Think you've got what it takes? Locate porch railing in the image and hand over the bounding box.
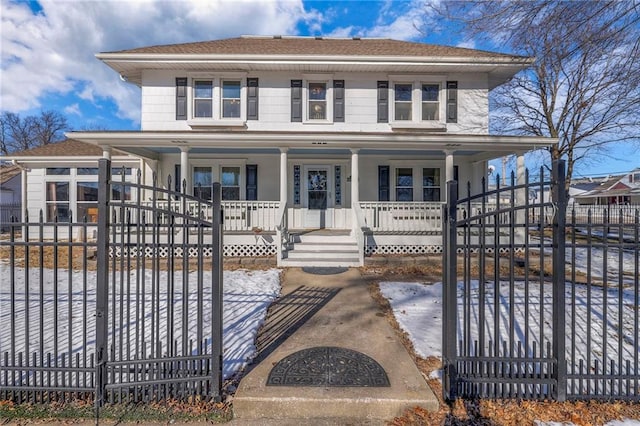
[360,202,444,233]
[139,200,280,232]
[570,204,640,224]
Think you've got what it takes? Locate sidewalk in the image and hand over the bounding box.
[231,267,438,424]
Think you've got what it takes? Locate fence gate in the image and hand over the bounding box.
[442,160,567,401]
[0,158,223,407]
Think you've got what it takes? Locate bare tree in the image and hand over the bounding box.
[434,1,640,189]
[0,110,69,155]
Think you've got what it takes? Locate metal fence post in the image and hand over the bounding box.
[442,179,458,401]
[551,160,567,401]
[95,158,111,409]
[211,182,223,401]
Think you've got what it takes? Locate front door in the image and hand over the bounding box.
[304,166,331,228]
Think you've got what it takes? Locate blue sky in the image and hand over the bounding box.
[1,0,638,177]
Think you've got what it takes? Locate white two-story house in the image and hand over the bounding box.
[4,36,553,266]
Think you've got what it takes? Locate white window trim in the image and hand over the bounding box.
[186,74,247,126]
[302,74,334,124]
[43,166,136,222]
[421,167,443,202]
[388,76,447,129]
[189,161,247,200]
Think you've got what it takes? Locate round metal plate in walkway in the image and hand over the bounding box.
[302,267,349,275]
[266,346,390,387]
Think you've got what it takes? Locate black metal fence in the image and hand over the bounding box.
[0,159,223,407]
[443,160,640,402]
[0,202,21,231]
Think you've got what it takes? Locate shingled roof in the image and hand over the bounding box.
[103,36,525,59]
[7,139,103,157]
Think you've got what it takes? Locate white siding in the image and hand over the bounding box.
[140,70,491,134]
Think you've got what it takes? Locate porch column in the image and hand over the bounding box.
[279,148,288,205]
[180,147,190,195]
[351,149,360,206]
[444,150,455,182]
[102,147,112,160]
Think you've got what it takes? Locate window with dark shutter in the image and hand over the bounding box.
[378,165,390,201]
[246,164,258,200]
[377,81,389,123]
[446,81,458,123]
[333,80,345,122]
[247,78,259,120]
[291,80,302,122]
[176,78,187,120]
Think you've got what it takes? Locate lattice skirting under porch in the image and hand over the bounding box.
[109,244,277,258]
[365,245,444,255]
[365,245,527,256]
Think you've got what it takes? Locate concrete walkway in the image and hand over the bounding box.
[232,267,438,424]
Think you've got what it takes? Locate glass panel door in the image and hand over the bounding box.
[307,169,328,210]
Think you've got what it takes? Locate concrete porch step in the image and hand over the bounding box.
[280,257,361,267]
[287,249,359,260]
[283,229,362,267]
[286,242,358,252]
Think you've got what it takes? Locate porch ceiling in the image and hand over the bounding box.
[68,131,554,161]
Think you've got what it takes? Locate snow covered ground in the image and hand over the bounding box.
[380,279,640,426]
[0,266,281,379]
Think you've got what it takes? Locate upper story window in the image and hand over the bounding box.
[222,80,241,118]
[394,84,413,121]
[291,76,341,123]
[184,76,250,123]
[421,84,439,121]
[194,80,213,118]
[308,82,327,120]
[387,78,447,126]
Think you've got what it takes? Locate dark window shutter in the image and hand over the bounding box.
[176,77,188,120]
[174,164,182,199]
[446,81,458,123]
[247,78,259,120]
[291,80,302,122]
[378,165,390,201]
[377,81,389,123]
[333,80,345,122]
[246,164,258,200]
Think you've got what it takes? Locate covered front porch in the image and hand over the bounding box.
[70,130,551,266]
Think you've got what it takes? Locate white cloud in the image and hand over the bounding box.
[457,40,476,49]
[1,0,310,124]
[327,0,426,41]
[64,103,81,116]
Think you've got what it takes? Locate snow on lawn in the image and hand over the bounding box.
[0,266,281,380]
[380,279,638,370]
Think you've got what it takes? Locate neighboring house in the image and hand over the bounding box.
[1,36,554,266]
[571,169,640,206]
[0,163,23,227]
